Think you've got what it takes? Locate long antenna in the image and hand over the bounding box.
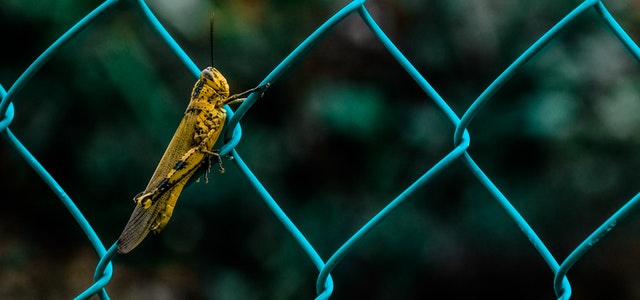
[210,12,215,67]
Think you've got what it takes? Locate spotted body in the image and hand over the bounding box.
[117,67,264,254]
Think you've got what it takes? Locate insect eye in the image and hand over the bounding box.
[202,68,214,80]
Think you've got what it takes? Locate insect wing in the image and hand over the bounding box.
[118,109,206,253]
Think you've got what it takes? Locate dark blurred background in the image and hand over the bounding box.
[3,0,640,299]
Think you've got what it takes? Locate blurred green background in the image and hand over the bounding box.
[3,0,640,299]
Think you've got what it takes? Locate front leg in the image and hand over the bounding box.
[224,83,271,105]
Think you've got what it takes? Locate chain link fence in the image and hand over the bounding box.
[3,0,640,299]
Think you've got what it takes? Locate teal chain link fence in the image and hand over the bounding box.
[3,0,640,299]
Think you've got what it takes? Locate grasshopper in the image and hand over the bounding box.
[117,67,267,254]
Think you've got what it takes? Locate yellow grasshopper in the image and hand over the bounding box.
[117,67,267,254]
